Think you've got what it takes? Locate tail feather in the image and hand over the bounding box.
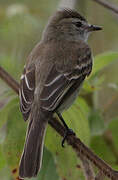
[19,110,48,178]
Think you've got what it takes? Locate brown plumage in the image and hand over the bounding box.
[19,8,101,178]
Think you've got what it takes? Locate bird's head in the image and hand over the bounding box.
[42,8,102,42]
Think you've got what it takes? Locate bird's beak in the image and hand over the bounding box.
[87,24,102,32]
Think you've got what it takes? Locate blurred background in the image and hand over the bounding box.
[0,0,118,179]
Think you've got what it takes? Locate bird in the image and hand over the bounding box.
[19,8,102,178]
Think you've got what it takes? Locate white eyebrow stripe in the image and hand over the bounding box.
[44,74,62,87]
[25,74,34,91]
[21,88,32,104]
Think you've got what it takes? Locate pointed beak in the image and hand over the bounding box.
[88,25,102,32]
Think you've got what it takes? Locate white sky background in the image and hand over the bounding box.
[58,0,77,9]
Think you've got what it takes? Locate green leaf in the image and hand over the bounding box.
[88,109,105,136]
[0,145,6,170]
[45,97,90,180]
[92,52,118,76]
[2,103,26,170]
[90,136,116,164]
[0,166,11,180]
[63,97,90,144]
[0,96,19,129]
[45,126,82,180]
[108,117,118,152]
[83,76,105,93]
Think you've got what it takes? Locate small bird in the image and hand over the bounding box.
[19,8,102,178]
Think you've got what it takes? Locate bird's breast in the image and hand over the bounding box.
[58,84,82,113]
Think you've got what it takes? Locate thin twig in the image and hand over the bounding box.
[0,66,19,94]
[92,0,118,15]
[80,156,95,180]
[50,117,118,180]
[0,66,118,180]
[95,171,105,180]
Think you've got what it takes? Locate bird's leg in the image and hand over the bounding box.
[56,111,75,147]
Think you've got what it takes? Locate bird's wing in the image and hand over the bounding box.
[19,65,35,121]
[40,46,92,111]
[19,43,92,119]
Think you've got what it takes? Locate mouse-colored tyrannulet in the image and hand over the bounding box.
[19,8,102,178]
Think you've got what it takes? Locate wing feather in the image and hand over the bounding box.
[19,66,35,121]
[40,47,92,111]
[19,43,92,117]
[40,65,72,111]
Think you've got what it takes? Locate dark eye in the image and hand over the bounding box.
[75,21,82,28]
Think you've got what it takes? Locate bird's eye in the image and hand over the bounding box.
[75,21,82,28]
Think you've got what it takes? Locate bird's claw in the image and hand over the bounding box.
[61,128,75,147]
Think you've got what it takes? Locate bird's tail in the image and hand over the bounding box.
[19,107,49,179]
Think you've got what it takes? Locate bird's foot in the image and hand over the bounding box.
[62,128,75,147]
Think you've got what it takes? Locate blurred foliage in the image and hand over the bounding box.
[0,0,118,180]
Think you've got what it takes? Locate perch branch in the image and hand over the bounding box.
[92,0,118,15]
[95,171,105,180]
[80,156,95,180]
[0,66,118,180]
[0,66,19,94]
